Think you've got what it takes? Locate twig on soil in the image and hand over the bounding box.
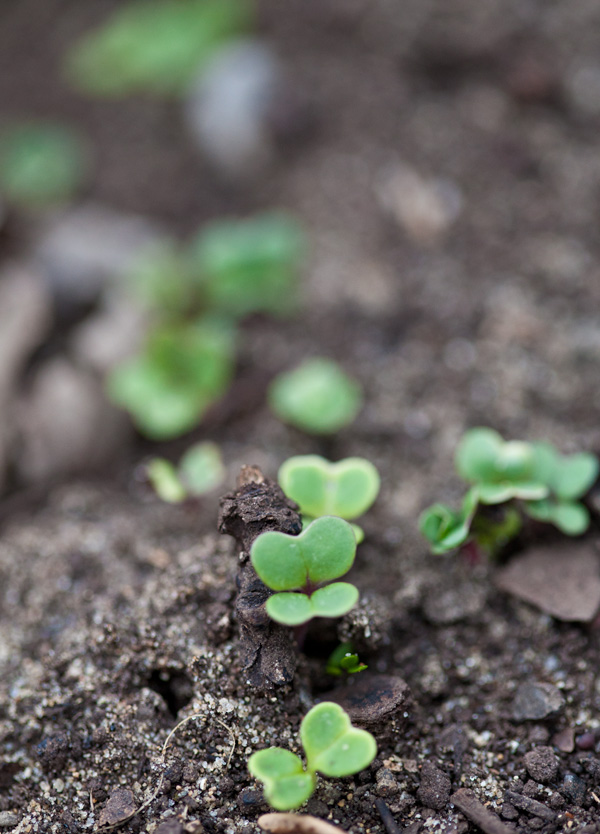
[450,789,514,834]
[374,798,404,834]
[95,711,236,832]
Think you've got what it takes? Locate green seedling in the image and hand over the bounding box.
[269,358,363,435]
[278,455,380,544]
[0,122,88,207]
[326,642,367,677]
[419,488,478,555]
[250,516,358,626]
[248,701,376,810]
[107,319,235,439]
[420,427,599,557]
[189,213,305,319]
[65,0,250,97]
[147,441,225,503]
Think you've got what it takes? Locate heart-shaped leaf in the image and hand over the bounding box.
[248,748,314,811]
[455,428,504,481]
[251,516,356,592]
[477,481,548,504]
[300,702,377,778]
[278,455,380,521]
[266,583,359,626]
[525,499,590,535]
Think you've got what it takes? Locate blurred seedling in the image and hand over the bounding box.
[147,441,225,503]
[248,701,376,810]
[278,455,380,543]
[0,122,89,207]
[250,516,358,626]
[420,427,599,557]
[269,358,363,435]
[325,642,367,677]
[65,0,251,97]
[106,319,235,440]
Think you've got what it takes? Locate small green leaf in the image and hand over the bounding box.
[269,358,362,435]
[65,0,251,97]
[265,593,313,626]
[525,499,590,535]
[0,122,89,207]
[190,213,304,318]
[248,748,314,811]
[179,441,225,495]
[300,702,377,778]
[419,493,476,555]
[455,428,504,482]
[251,516,357,592]
[477,481,548,504]
[551,453,599,501]
[147,458,187,503]
[309,583,359,618]
[278,455,380,520]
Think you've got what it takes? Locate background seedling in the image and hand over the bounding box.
[189,213,305,318]
[278,455,380,543]
[250,516,358,626]
[147,441,225,503]
[107,320,235,439]
[0,122,89,207]
[248,702,377,810]
[269,358,362,435]
[326,642,367,676]
[420,427,599,557]
[65,0,251,98]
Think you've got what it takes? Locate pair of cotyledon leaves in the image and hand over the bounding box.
[248,702,377,810]
[250,456,380,624]
[278,454,380,544]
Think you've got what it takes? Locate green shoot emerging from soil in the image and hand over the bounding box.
[420,428,599,557]
[269,358,363,435]
[107,212,304,439]
[0,122,88,207]
[65,0,251,98]
[326,642,368,677]
[250,516,358,626]
[147,441,225,503]
[278,455,380,544]
[248,702,377,810]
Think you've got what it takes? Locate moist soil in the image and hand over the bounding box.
[2,1,600,833]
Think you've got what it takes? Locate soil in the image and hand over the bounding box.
[2,1,600,833]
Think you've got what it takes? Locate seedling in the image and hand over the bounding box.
[0,122,88,207]
[248,701,376,810]
[189,213,305,319]
[147,441,225,503]
[250,516,358,626]
[65,0,250,97]
[269,358,363,435]
[106,319,235,439]
[278,455,380,543]
[420,427,599,557]
[326,642,367,677]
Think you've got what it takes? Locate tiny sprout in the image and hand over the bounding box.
[269,358,362,435]
[326,642,368,677]
[248,702,377,810]
[106,319,235,439]
[250,516,358,626]
[190,213,305,319]
[64,0,250,97]
[0,122,88,207]
[279,454,379,521]
[420,427,599,557]
[147,441,225,503]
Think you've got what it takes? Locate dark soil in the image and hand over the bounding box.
[2,1,600,833]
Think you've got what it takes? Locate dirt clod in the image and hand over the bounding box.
[524,746,559,783]
[97,788,137,827]
[416,762,451,811]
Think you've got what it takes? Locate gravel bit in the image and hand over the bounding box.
[562,773,587,804]
[258,813,349,834]
[511,682,565,722]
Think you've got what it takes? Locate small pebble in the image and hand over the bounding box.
[576,732,596,751]
[97,788,137,827]
[552,727,575,753]
[0,813,19,829]
[512,682,565,722]
[376,767,399,798]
